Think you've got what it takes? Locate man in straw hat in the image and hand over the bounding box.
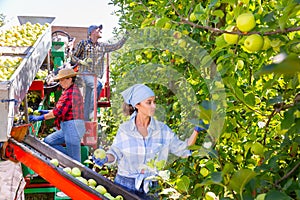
[29,68,86,162]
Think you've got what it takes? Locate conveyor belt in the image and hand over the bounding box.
[5,134,140,200]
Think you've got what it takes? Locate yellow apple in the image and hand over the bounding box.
[244,34,264,52]
[236,12,256,32]
[223,25,239,44]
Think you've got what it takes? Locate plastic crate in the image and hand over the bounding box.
[10,124,33,142]
[29,80,45,99]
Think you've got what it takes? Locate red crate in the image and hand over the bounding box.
[29,80,44,99]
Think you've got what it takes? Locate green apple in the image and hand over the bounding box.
[236,59,244,70]
[244,34,264,52]
[200,167,209,177]
[93,149,106,159]
[224,25,239,45]
[63,167,72,174]
[27,107,33,114]
[104,193,114,200]
[89,185,96,190]
[164,22,172,29]
[190,12,197,22]
[115,195,124,200]
[71,167,81,177]
[33,110,40,115]
[50,158,59,167]
[88,178,97,187]
[135,55,143,62]
[236,12,256,32]
[251,142,264,156]
[76,177,88,185]
[262,36,271,50]
[95,184,107,195]
[236,154,244,163]
[204,191,217,200]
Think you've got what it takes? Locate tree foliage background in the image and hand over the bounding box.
[98,0,300,199]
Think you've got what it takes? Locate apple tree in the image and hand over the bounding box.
[0,14,5,27]
[101,0,300,199]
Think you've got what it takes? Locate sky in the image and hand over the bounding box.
[0,0,121,41]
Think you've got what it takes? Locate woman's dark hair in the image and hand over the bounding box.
[122,102,137,116]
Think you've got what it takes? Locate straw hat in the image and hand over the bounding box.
[53,68,77,80]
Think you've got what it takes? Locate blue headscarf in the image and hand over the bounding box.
[121,84,155,107]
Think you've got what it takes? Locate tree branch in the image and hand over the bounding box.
[180,18,300,36]
[275,161,300,186]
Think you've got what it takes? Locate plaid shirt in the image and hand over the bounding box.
[72,36,127,79]
[107,116,191,190]
[53,84,84,129]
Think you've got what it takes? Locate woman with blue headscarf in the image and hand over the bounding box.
[93,84,202,199]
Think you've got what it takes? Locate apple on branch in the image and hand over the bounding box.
[236,12,256,33]
[244,34,264,52]
[223,25,239,45]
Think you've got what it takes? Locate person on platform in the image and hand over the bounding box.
[29,68,85,162]
[92,84,205,199]
[72,24,128,121]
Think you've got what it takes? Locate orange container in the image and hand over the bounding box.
[10,123,33,142]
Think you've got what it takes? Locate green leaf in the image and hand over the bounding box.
[175,175,190,193]
[212,10,225,18]
[281,109,295,129]
[141,17,155,28]
[211,172,222,183]
[245,93,255,107]
[208,0,219,9]
[265,190,293,200]
[278,0,298,30]
[155,17,170,28]
[224,77,245,102]
[228,169,256,195]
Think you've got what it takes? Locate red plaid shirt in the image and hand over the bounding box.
[53,84,84,129]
